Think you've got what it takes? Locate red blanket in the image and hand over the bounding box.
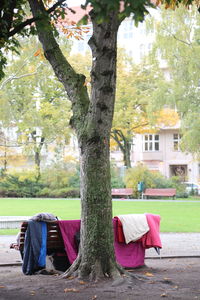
[58,219,146,268]
[115,214,162,249]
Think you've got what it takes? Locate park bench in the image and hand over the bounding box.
[19,221,65,253]
[17,221,70,272]
[142,188,176,199]
[111,188,133,198]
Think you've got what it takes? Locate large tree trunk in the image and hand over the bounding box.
[74,10,121,279]
[78,136,117,279]
[28,0,122,280]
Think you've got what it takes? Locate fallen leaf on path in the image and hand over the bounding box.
[79,280,86,285]
[160,293,167,297]
[64,288,79,293]
[30,290,35,296]
[144,272,154,277]
[67,276,75,280]
[0,286,5,288]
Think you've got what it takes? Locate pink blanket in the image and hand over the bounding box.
[58,219,145,268]
[58,220,81,264]
[142,213,162,249]
[112,218,145,267]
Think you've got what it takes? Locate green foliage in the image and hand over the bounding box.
[0,162,80,198]
[0,0,35,79]
[149,5,200,155]
[83,0,155,24]
[0,36,72,174]
[124,164,187,197]
[37,187,80,198]
[125,164,155,195]
[0,172,43,197]
[112,48,165,167]
[40,162,80,190]
[0,0,67,80]
[110,163,125,188]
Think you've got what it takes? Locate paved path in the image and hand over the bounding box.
[1,233,200,266]
[0,235,22,265]
[145,233,200,258]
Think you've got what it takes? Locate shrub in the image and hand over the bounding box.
[124,164,156,196]
[0,164,80,198]
[37,187,80,198]
[110,164,125,188]
[40,162,80,190]
[124,164,187,198]
[167,176,187,197]
[0,173,44,197]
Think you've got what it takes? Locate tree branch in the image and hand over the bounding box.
[111,129,125,152]
[172,34,191,46]
[0,57,42,89]
[28,0,90,131]
[8,0,67,38]
[0,72,37,89]
[130,122,149,131]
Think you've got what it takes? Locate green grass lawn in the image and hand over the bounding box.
[0,197,200,234]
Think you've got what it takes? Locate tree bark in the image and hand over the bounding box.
[75,10,121,279]
[28,0,122,280]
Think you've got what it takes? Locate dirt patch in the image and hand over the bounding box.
[0,257,199,300]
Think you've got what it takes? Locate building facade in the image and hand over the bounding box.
[111,125,200,183]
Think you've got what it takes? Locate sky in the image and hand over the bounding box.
[67,0,84,7]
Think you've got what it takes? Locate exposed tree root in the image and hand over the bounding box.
[61,254,81,279]
[61,255,146,284]
[128,272,150,281]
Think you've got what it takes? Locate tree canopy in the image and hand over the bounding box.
[149,4,200,155]
[0,36,72,177]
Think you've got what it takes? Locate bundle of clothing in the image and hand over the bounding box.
[115,213,162,254]
[22,213,59,275]
[20,213,162,274]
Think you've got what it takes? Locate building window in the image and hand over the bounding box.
[173,133,182,151]
[143,134,159,151]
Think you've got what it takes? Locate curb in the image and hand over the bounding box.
[145,255,200,259]
[0,262,22,267]
[1,256,200,267]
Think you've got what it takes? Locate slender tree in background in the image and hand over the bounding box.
[112,53,159,168]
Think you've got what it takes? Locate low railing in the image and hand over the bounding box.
[0,216,31,229]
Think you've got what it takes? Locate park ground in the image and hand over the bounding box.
[0,257,200,300]
[1,233,200,299]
